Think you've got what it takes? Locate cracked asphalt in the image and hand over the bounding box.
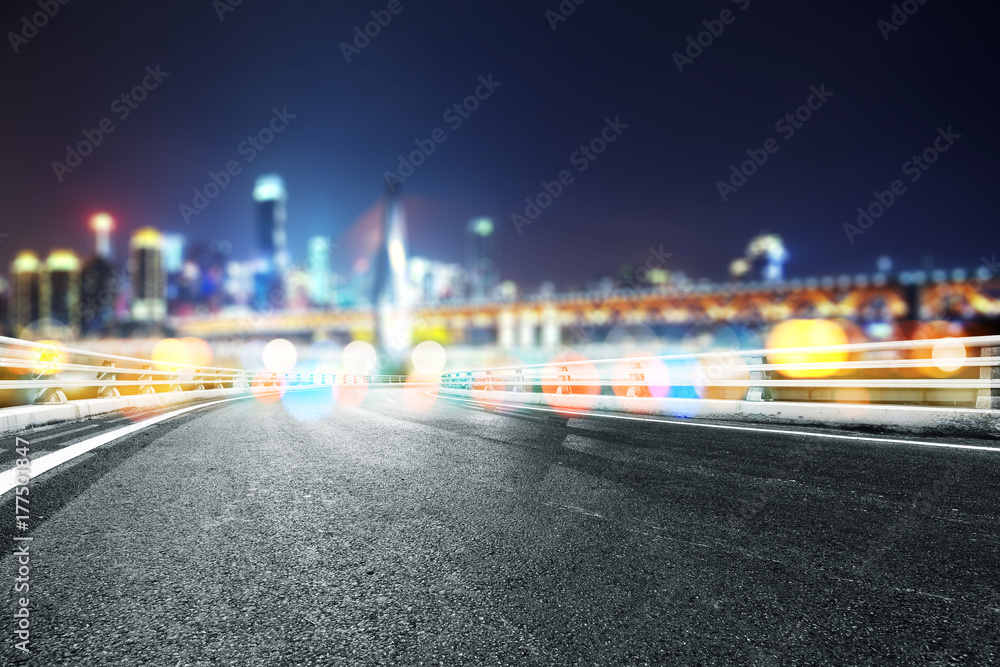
[1,387,998,665]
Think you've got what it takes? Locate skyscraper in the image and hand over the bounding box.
[89,213,115,260]
[41,250,81,331]
[81,255,120,335]
[253,174,288,269]
[307,236,332,307]
[128,227,166,322]
[466,217,498,300]
[253,174,288,310]
[9,251,41,334]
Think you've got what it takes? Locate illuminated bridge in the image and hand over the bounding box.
[171,270,1000,344]
[1,335,998,664]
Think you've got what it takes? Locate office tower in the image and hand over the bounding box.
[41,250,81,330]
[307,236,332,307]
[253,174,287,310]
[128,227,166,322]
[253,174,288,269]
[9,251,41,333]
[89,213,114,260]
[81,255,120,335]
[466,217,497,300]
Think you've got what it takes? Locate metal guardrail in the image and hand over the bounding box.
[442,335,1000,410]
[0,336,428,408]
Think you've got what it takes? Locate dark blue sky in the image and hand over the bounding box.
[1,0,996,289]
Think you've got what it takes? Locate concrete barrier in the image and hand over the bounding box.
[440,388,1000,439]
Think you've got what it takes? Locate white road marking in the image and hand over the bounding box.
[0,393,267,496]
[429,391,1000,453]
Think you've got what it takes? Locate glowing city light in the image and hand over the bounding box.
[411,340,447,376]
[766,319,849,378]
[262,338,298,373]
[89,212,114,232]
[931,338,966,372]
[253,174,286,202]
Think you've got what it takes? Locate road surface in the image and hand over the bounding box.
[2,387,998,665]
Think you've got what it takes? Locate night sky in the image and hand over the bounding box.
[1,0,996,290]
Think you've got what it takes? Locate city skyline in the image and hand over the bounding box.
[2,1,997,289]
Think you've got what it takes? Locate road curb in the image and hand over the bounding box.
[0,388,255,433]
[440,388,1000,439]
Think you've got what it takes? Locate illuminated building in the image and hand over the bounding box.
[89,213,115,260]
[41,250,81,330]
[9,251,41,333]
[128,227,167,322]
[253,174,288,310]
[81,255,120,335]
[730,233,788,283]
[466,217,497,300]
[307,236,332,306]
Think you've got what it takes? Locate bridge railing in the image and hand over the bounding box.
[441,335,1000,410]
[0,336,429,408]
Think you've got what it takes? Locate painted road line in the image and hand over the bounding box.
[0,394,264,497]
[431,391,1000,453]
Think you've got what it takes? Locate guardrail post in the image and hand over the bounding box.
[977,345,1000,410]
[484,371,495,391]
[96,360,121,398]
[167,367,182,393]
[745,356,772,402]
[234,371,250,390]
[556,366,572,395]
[32,350,67,405]
[193,369,207,391]
[511,369,525,393]
[626,362,650,398]
[136,365,156,395]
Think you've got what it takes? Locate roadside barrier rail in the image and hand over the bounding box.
[442,335,1000,410]
[0,336,427,407]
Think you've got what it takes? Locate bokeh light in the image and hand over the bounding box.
[32,340,67,376]
[262,339,297,373]
[931,338,966,373]
[766,319,849,378]
[411,340,447,376]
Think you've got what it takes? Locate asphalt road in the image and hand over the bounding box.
[2,387,998,666]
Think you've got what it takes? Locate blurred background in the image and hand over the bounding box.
[0,0,997,402]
